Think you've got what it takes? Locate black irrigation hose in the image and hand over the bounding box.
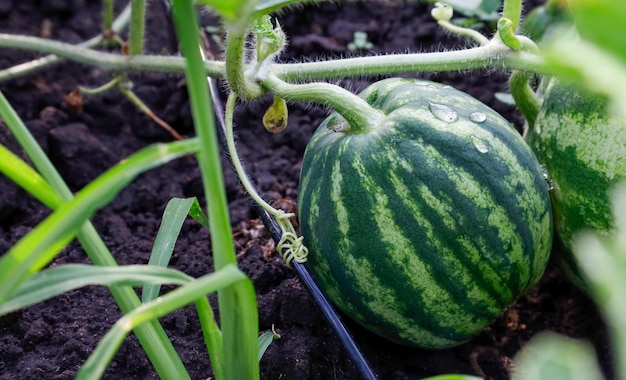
[206,75,378,380]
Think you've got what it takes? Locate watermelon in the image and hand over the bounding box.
[526,78,626,291]
[298,78,553,349]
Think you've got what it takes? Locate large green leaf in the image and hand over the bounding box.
[568,0,626,65]
[512,332,603,380]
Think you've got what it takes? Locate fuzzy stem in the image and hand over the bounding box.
[103,0,114,34]
[0,33,225,79]
[0,34,551,82]
[128,0,146,55]
[272,42,548,81]
[502,0,523,31]
[224,31,264,99]
[437,20,490,46]
[510,70,541,131]
[262,72,383,133]
[79,76,121,94]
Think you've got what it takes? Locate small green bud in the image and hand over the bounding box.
[347,31,373,51]
[431,2,453,22]
[253,15,286,62]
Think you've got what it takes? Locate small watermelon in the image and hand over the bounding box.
[298,78,553,349]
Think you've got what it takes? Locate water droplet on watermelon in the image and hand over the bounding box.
[469,112,487,123]
[428,102,458,123]
[472,137,489,153]
[540,165,555,191]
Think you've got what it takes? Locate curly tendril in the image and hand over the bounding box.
[275,211,308,266]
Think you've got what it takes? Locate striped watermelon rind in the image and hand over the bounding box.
[526,78,626,290]
[298,78,553,349]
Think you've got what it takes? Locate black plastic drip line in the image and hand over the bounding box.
[206,76,377,380]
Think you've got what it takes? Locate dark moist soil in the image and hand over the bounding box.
[0,1,615,379]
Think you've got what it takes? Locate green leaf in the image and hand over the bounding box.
[0,264,193,316]
[258,327,280,361]
[142,197,195,303]
[188,197,210,228]
[568,0,626,65]
[197,0,258,30]
[0,144,62,209]
[512,332,603,380]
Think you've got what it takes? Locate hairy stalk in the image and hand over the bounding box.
[502,0,523,31]
[79,76,121,94]
[224,30,264,99]
[0,34,226,78]
[223,92,307,265]
[273,43,550,81]
[129,0,146,55]
[262,72,383,132]
[103,0,114,35]
[437,20,490,46]
[510,70,541,133]
[0,34,551,82]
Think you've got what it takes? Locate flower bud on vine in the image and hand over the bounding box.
[431,2,453,22]
[263,95,289,133]
[252,15,286,63]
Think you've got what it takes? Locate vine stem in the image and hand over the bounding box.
[0,34,551,83]
[223,92,308,265]
[224,31,264,100]
[437,20,490,46]
[502,0,523,31]
[510,70,541,134]
[261,72,383,133]
[129,0,146,55]
[272,42,548,81]
[0,33,225,78]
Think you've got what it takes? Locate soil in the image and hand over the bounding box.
[0,0,615,379]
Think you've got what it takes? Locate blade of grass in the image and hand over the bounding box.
[76,263,248,380]
[142,197,195,303]
[0,89,191,378]
[1,264,193,315]
[171,1,260,378]
[0,138,199,303]
[0,144,61,209]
